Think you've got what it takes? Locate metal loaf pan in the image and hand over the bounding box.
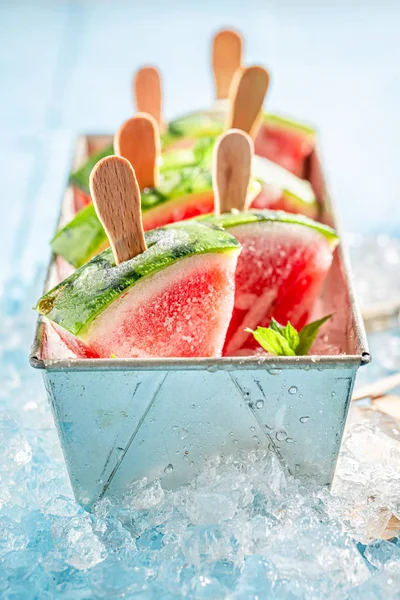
[30,134,370,509]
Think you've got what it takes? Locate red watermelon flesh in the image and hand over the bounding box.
[222,221,335,356]
[53,253,238,358]
[255,122,315,178]
[74,188,91,212]
[142,192,214,231]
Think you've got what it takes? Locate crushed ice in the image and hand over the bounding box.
[1,237,400,598]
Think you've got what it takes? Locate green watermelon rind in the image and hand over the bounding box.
[70,145,114,193]
[168,112,224,139]
[199,210,338,248]
[166,111,315,142]
[37,222,241,337]
[263,113,316,138]
[51,203,109,269]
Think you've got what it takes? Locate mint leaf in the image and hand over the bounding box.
[246,314,332,356]
[245,327,296,356]
[284,322,300,352]
[268,318,299,353]
[111,353,116,359]
[269,318,286,336]
[296,314,333,355]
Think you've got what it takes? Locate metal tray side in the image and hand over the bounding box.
[42,362,359,508]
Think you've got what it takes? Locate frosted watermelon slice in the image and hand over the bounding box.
[255,113,316,178]
[200,211,338,356]
[53,162,215,269]
[36,222,240,359]
[251,155,318,219]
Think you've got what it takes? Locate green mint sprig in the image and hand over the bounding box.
[245,315,332,357]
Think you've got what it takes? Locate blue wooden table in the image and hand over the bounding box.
[1,0,400,286]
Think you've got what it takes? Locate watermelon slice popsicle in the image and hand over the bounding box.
[36,156,241,359]
[202,129,338,357]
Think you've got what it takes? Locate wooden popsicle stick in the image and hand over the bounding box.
[133,66,164,129]
[352,372,400,402]
[227,66,270,137]
[213,129,254,214]
[114,113,160,190]
[90,156,147,265]
[372,394,400,421]
[212,29,243,100]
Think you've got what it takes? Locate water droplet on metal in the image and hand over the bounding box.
[268,368,281,375]
[331,392,336,397]
[289,386,298,395]
[275,430,287,442]
[171,425,178,431]
[164,464,174,474]
[300,416,309,424]
[256,399,264,409]
[250,426,256,432]
[178,428,188,440]
[253,435,259,442]
[233,439,239,444]
[286,437,294,444]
